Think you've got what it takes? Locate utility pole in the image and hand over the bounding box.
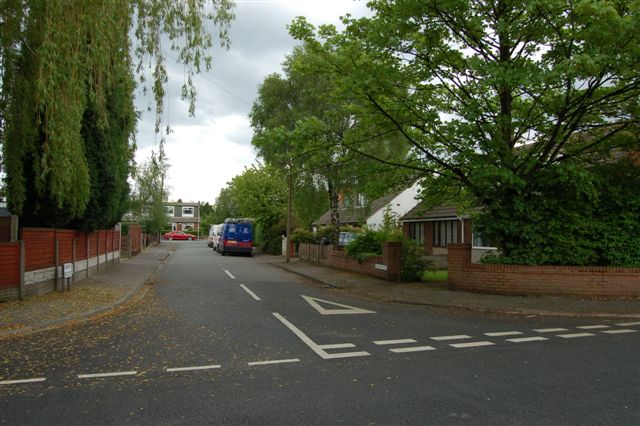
[286,164,292,263]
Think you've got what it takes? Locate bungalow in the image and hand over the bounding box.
[400,204,495,266]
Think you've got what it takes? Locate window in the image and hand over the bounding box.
[182,206,194,217]
[433,220,458,247]
[408,222,424,245]
[473,232,497,249]
[165,206,175,216]
[182,223,194,230]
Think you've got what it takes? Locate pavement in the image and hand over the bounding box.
[1,246,638,339]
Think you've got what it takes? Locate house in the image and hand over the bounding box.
[312,182,421,230]
[400,204,495,266]
[164,201,200,231]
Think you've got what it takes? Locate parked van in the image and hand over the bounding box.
[215,218,253,256]
[208,224,221,248]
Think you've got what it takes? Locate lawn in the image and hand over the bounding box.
[421,270,448,282]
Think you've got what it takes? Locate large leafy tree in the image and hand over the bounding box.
[291,0,640,264]
[250,46,410,243]
[129,146,170,234]
[0,0,234,228]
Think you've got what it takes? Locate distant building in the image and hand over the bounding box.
[164,201,200,231]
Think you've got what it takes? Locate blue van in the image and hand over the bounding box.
[215,218,253,256]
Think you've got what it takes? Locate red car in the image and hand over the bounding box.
[163,231,195,241]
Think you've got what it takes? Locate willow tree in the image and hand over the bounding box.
[0,0,234,228]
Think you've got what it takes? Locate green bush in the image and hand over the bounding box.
[291,228,315,243]
[401,237,433,281]
[345,229,383,263]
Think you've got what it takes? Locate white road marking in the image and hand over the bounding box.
[273,312,370,359]
[616,322,640,327]
[484,331,523,337]
[0,377,46,385]
[601,329,637,335]
[577,325,610,330]
[431,335,471,341]
[224,269,236,280]
[301,295,375,315]
[78,371,137,379]
[534,328,568,333]
[374,339,417,346]
[318,343,356,350]
[248,359,300,366]
[239,284,261,301]
[506,337,548,343]
[390,346,436,353]
[166,365,222,373]
[557,333,595,339]
[450,341,495,348]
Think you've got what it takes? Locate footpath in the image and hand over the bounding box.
[1,247,638,339]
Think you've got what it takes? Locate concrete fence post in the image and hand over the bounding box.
[86,233,90,278]
[19,240,25,301]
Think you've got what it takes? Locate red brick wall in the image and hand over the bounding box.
[448,243,640,298]
[0,242,20,289]
[304,242,403,281]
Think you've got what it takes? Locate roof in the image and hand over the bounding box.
[401,204,481,221]
[312,191,401,226]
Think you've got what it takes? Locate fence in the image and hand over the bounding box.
[448,243,640,298]
[0,227,121,302]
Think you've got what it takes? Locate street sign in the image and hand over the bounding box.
[63,263,73,279]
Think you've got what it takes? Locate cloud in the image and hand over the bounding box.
[134,0,372,203]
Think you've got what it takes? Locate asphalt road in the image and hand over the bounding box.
[1,241,639,425]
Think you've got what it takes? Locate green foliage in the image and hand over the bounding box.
[291,228,315,243]
[401,237,434,282]
[290,1,640,266]
[477,157,640,266]
[1,0,234,228]
[130,147,170,234]
[345,229,383,263]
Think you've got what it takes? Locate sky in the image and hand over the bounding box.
[133,0,373,204]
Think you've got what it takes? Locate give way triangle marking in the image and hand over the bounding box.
[301,295,376,315]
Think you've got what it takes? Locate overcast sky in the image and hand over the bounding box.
[134,0,372,204]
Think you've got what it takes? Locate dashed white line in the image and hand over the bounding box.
[431,335,471,341]
[318,343,356,350]
[390,346,436,353]
[166,365,222,373]
[557,333,595,339]
[0,377,46,385]
[506,337,548,343]
[248,359,300,366]
[534,328,568,333]
[374,339,418,346]
[577,325,610,330]
[239,284,261,301]
[601,329,637,335]
[224,269,236,280]
[484,331,523,337]
[616,322,640,327]
[78,371,137,379]
[450,341,495,348]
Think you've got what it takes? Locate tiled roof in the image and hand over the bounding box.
[312,191,401,226]
[401,204,480,220]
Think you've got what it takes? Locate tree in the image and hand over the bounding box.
[250,46,411,244]
[0,0,235,227]
[291,1,640,264]
[129,147,170,234]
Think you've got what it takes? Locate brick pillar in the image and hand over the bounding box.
[383,241,402,281]
[425,222,434,255]
[447,243,471,288]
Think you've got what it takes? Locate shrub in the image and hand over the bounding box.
[401,237,433,281]
[345,229,383,263]
[291,228,315,243]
